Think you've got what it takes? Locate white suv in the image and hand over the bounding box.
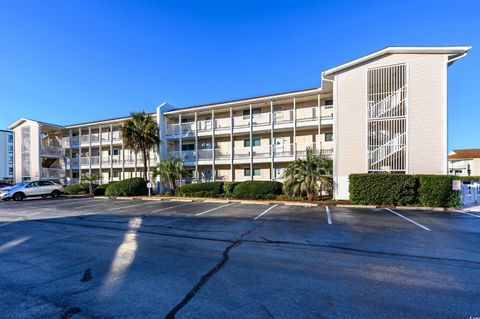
[0,180,64,201]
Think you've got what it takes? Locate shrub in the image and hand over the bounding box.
[418,175,455,207]
[64,183,97,195]
[105,178,148,197]
[223,182,240,197]
[93,182,117,196]
[177,182,224,197]
[232,181,283,199]
[349,174,417,206]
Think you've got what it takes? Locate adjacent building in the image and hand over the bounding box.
[8,46,472,199]
[0,130,14,181]
[448,149,480,177]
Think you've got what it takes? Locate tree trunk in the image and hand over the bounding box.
[142,149,148,181]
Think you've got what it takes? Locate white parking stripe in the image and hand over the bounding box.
[326,206,332,225]
[148,202,197,214]
[108,201,157,211]
[253,204,278,220]
[195,203,236,216]
[385,208,430,231]
[458,211,480,218]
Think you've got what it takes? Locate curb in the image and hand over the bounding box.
[336,204,377,209]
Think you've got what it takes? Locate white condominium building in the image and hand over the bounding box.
[8,46,471,199]
[448,149,480,177]
[0,130,14,181]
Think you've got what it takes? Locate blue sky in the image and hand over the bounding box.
[0,0,478,150]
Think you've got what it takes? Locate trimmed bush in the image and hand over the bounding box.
[223,182,240,197]
[64,183,97,195]
[105,178,148,197]
[232,181,283,200]
[418,175,455,207]
[349,174,417,206]
[177,182,224,197]
[93,182,117,196]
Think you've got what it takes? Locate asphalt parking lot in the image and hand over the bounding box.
[1,197,479,318]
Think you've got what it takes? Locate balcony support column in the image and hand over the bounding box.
[122,124,125,180]
[78,128,82,180]
[249,104,253,181]
[211,109,215,182]
[194,112,199,182]
[270,100,274,181]
[293,97,297,160]
[69,129,73,182]
[229,106,233,182]
[99,126,103,182]
[110,124,113,182]
[88,127,92,177]
[179,113,182,185]
[318,94,322,154]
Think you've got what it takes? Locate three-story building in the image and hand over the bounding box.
[8,46,471,199]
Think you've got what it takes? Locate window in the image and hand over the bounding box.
[244,167,261,177]
[39,181,53,186]
[113,171,119,178]
[325,133,333,142]
[181,116,195,123]
[8,134,13,143]
[8,145,13,152]
[243,108,261,119]
[244,138,261,147]
[323,99,333,107]
[182,144,195,151]
[8,167,13,175]
[73,172,79,179]
[112,149,120,156]
[8,156,13,163]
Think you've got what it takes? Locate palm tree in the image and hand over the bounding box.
[81,174,101,194]
[153,156,188,194]
[283,147,333,199]
[121,111,159,181]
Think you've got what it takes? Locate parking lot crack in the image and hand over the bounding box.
[164,224,259,319]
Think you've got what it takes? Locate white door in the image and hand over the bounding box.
[274,168,284,180]
[273,137,284,155]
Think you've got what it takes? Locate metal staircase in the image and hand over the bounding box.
[368,85,406,119]
[369,132,406,169]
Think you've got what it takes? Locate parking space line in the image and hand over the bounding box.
[108,201,158,211]
[385,208,430,231]
[148,202,197,214]
[195,203,236,216]
[326,206,332,225]
[253,204,278,220]
[458,211,480,218]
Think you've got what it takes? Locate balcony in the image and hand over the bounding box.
[40,145,65,157]
[41,167,66,179]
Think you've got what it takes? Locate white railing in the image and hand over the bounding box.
[273,143,295,158]
[368,86,405,119]
[101,133,110,143]
[297,107,319,122]
[70,136,80,146]
[233,148,251,160]
[214,149,231,160]
[112,155,122,165]
[81,135,90,144]
[112,132,122,143]
[81,157,90,166]
[233,115,250,129]
[40,145,64,157]
[215,118,230,130]
[252,113,271,127]
[273,109,294,124]
[90,156,100,166]
[198,120,212,132]
[91,134,100,143]
[181,122,195,136]
[41,168,66,179]
[369,133,406,167]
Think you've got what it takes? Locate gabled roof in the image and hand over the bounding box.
[323,46,472,76]
[8,118,64,130]
[448,149,480,160]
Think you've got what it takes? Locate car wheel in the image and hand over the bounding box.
[13,192,24,201]
[51,190,61,199]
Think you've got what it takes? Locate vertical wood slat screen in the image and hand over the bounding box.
[367,64,407,172]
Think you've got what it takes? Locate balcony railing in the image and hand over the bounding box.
[41,167,66,179]
[40,145,65,157]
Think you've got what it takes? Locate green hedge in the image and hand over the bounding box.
[64,183,98,195]
[105,178,148,197]
[349,174,459,207]
[223,182,240,197]
[93,182,117,196]
[177,182,224,197]
[232,181,283,200]
[418,175,455,207]
[349,174,417,206]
